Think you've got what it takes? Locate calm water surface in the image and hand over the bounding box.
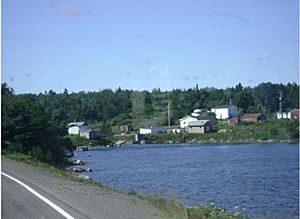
[73,143,299,218]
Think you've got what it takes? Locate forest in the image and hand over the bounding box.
[2,82,299,164]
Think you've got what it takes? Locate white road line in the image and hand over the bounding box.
[1,172,75,219]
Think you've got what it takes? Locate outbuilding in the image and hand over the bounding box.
[67,122,88,135]
[289,109,299,120]
[139,127,165,135]
[179,116,198,129]
[187,120,212,134]
[80,129,101,139]
[241,113,266,123]
[228,116,240,125]
[210,105,238,120]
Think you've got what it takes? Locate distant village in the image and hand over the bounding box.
[66,105,299,145]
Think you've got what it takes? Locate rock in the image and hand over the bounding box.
[75,160,85,165]
[71,167,85,173]
[86,168,93,172]
[77,175,91,180]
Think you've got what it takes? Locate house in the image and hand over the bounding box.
[288,109,300,120]
[139,127,165,135]
[210,105,238,120]
[80,129,101,139]
[120,125,133,132]
[241,113,266,123]
[67,122,88,135]
[187,120,212,134]
[179,116,198,129]
[228,116,240,125]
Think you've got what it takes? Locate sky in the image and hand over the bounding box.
[2,0,299,94]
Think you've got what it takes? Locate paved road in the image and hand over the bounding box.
[1,158,166,219]
[2,174,66,219]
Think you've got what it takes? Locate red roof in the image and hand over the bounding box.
[241,113,263,119]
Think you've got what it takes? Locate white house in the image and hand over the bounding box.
[139,127,165,135]
[67,122,88,135]
[210,105,238,120]
[179,116,198,129]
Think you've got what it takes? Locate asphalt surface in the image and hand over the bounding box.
[2,175,65,219]
[1,158,165,219]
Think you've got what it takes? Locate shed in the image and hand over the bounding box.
[228,116,240,125]
[241,113,266,123]
[120,125,133,132]
[289,109,299,120]
[187,120,212,134]
[80,129,101,139]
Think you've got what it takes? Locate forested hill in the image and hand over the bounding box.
[2,82,299,126]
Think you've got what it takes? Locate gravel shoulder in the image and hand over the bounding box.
[1,157,167,219]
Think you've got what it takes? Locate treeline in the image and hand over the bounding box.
[6,82,299,122]
[2,84,75,164]
[1,82,299,163]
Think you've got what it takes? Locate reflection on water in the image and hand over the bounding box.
[73,143,299,218]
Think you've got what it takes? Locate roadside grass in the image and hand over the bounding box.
[1,151,118,192]
[2,151,250,219]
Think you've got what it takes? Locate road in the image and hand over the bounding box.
[2,174,66,219]
[1,158,165,219]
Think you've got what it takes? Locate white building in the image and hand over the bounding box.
[67,122,88,135]
[139,127,165,135]
[210,105,238,120]
[179,116,198,129]
[277,112,289,119]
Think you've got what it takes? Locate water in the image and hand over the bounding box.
[72,143,299,218]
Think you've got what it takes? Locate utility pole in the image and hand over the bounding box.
[279,91,282,115]
[168,101,171,132]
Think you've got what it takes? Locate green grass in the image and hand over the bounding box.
[143,120,299,144]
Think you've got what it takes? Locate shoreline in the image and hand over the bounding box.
[120,139,298,146]
[2,152,250,218]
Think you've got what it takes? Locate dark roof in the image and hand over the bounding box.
[188,120,210,127]
[67,122,86,127]
[81,129,100,133]
[241,113,264,119]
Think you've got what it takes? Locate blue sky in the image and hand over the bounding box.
[2,0,299,94]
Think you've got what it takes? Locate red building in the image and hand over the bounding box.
[289,109,300,120]
[120,125,133,132]
[241,113,266,123]
[228,116,240,125]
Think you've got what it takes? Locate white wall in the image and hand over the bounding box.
[180,117,198,128]
[68,126,80,135]
[211,106,238,120]
[68,125,88,135]
[140,128,165,135]
[211,108,229,120]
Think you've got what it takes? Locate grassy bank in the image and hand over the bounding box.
[2,152,249,219]
[143,120,299,144]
